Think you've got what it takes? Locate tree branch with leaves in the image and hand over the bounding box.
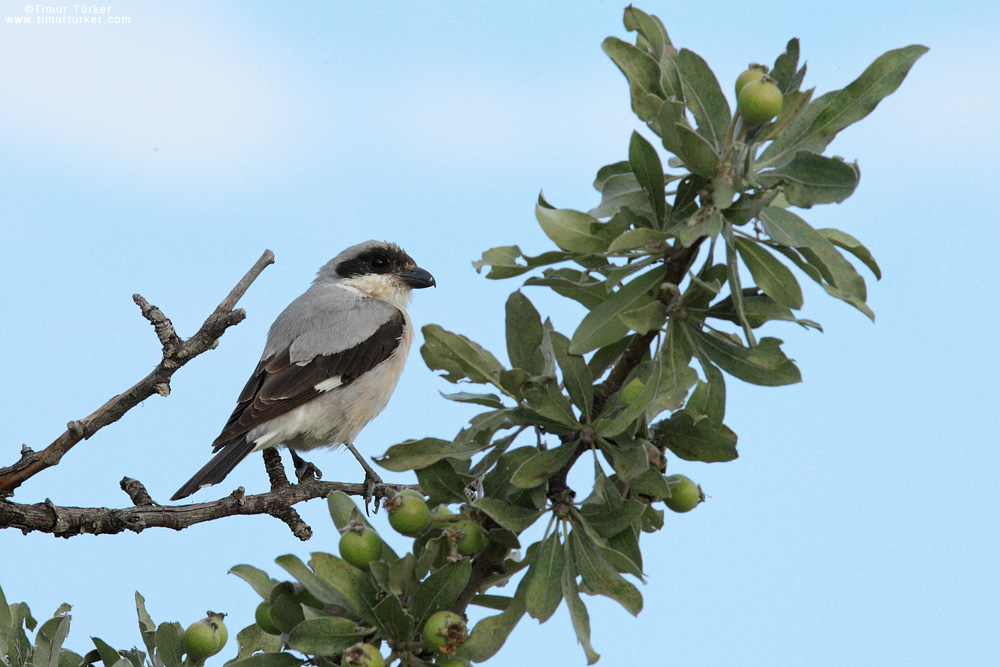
[1,7,925,667]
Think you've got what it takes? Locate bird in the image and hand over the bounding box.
[170,240,435,501]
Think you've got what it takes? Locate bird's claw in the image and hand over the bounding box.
[290,451,323,483]
[362,468,384,515]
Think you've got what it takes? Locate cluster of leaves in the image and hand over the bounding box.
[374,6,923,664]
[226,492,482,666]
[0,583,235,667]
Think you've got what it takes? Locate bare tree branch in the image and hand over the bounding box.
[0,250,276,495]
[0,475,421,540]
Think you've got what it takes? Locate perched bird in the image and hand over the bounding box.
[171,240,435,501]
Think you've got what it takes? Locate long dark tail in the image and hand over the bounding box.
[171,437,257,501]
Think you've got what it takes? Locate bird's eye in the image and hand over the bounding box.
[370,255,388,270]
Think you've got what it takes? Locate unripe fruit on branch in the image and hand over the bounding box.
[423,610,467,654]
[664,474,705,513]
[737,77,783,125]
[339,523,381,569]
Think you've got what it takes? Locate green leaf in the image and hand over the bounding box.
[723,223,756,346]
[226,653,304,667]
[371,594,413,642]
[440,391,506,409]
[619,301,668,336]
[770,39,801,92]
[761,45,928,160]
[325,491,359,531]
[406,560,471,631]
[90,638,120,667]
[472,497,544,532]
[579,492,647,538]
[133,592,157,658]
[459,576,528,662]
[522,377,579,431]
[416,460,472,506]
[511,442,580,489]
[0,584,11,629]
[569,529,643,616]
[376,437,483,472]
[274,554,351,612]
[628,131,666,222]
[569,265,669,354]
[596,361,659,438]
[599,439,651,484]
[800,44,928,147]
[232,623,283,664]
[589,172,651,220]
[628,467,673,500]
[653,411,738,462]
[735,236,804,309]
[505,291,544,374]
[472,245,571,279]
[153,623,182,667]
[550,331,594,420]
[623,5,672,60]
[607,228,670,253]
[687,356,726,424]
[705,293,823,331]
[674,123,720,178]
[285,618,363,657]
[306,553,379,624]
[760,206,868,305]
[758,151,859,208]
[691,329,802,387]
[593,160,632,191]
[526,532,566,623]
[34,616,70,667]
[535,204,606,253]
[421,324,507,389]
[819,228,881,279]
[668,174,707,224]
[561,561,599,665]
[524,269,609,310]
[601,36,664,123]
[676,48,731,150]
[678,209,722,247]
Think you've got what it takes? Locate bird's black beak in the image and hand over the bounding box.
[399,267,436,289]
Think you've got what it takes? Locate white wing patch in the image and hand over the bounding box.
[315,375,343,392]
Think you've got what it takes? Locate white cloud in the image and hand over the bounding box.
[0,11,295,172]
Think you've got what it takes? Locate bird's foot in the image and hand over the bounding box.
[345,442,384,514]
[290,450,323,483]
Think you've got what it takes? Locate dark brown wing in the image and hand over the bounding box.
[211,310,405,451]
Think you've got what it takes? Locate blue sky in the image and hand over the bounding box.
[1,1,998,665]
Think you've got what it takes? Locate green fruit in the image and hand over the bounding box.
[423,610,467,654]
[339,526,382,569]
[452,519,486,556]
[433,504,455,516]
[737,78,783,125]
[341,642,384,667]
[664,474,705,513]
[734,64,767,95]
[620,378,645,405]
[255,601,281,635]
[388,493,431,536]
[207,613,228,652]
[183,619,221,661]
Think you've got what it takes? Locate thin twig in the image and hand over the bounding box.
[0,250,275,495]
